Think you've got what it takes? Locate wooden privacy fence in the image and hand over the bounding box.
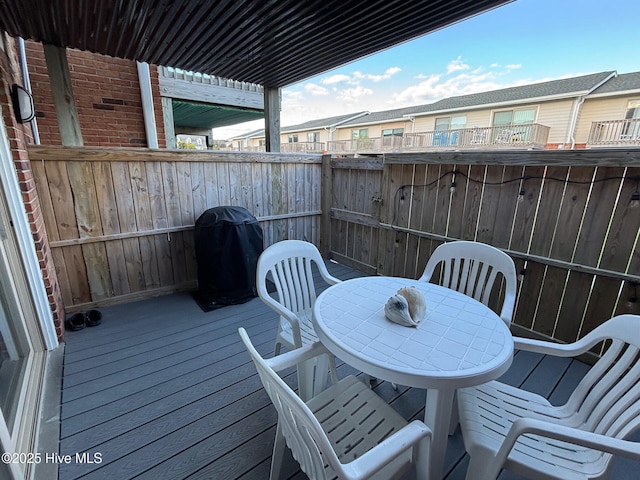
[28,146,323,311]
[26,144,640,343]
[325,149,640,344]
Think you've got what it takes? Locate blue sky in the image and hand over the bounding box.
[213,0,639,139]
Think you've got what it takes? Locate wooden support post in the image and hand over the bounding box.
[320,154,332,257]
[264,87,281,152]
[43,44,83,146]
[161,97,176,148]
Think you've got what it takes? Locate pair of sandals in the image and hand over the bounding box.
[65,309,102,331]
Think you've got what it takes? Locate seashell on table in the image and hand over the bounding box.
[384,286,427,327]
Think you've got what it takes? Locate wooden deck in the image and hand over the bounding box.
[59,261,638,480]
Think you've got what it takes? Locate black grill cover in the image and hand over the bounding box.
[194,206,263,310]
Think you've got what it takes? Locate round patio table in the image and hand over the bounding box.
[313,276,513,480]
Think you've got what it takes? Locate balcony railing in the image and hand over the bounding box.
[587,119,640,147]
[326,123,550,153]
[281,141,325,153]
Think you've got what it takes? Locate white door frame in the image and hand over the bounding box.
[0,114,57,350]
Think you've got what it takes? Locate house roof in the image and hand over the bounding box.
[0,0,513,88]
[284,112,371,132]
[230,112,371,140]
[340,105,433,127]
[590,72,640,96]
[336,71,619,127]
[408,71,616,117]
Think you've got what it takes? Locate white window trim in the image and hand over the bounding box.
[0,115,57,350]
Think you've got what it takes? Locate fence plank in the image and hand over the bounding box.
[93,161,129,296]
[510,166,545,253]
[600,172,640,273]
[531,166,570,257]
[478,165,519,248]
[549,167,594,261]
[573,167,625,267]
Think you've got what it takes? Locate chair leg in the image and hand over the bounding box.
[312,354,331,396]
[448,392,459,435]
[328,354,339,385]
[297,357,315,401]
[465,451,499,480]
[270,422,287,480]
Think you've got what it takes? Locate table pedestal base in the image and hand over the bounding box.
[424,388,455,480]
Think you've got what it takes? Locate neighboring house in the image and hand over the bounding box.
[230,111,370,152]
[235,70,640,153]
[579,72,640,147]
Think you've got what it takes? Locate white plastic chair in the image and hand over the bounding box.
[256,240,341,399]
[419,240,517,326]
[239,328,432,480]
[457,314,640,480]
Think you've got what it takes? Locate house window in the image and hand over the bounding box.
[288,135,298,143]
[433,117,465,146]
[351,129,371,150]
[435,116,466,131]
[307,132,320,143]
[623,100,640,139]
[351,128,368,139]
[382,128,404,137]
[382,128,404,147]
[492,108,536,143]
[492,108,536,127]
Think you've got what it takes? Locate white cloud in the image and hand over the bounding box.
[447,56,470,74]
[322,74,351,85]
[505,63,523,70]
[304,83,329,95]
[392,70,513,105]
[337,86,374,103]
[353,66,401,82]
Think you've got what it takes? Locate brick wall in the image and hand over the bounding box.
[1,39,171,342]
[1,34,65,340]
[25,41,166,148]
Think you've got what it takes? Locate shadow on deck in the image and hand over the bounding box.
[58,261,638,480]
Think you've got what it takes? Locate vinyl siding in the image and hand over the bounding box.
[575,96,640,143]
[535,99,576,144]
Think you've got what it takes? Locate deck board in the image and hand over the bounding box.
[58,260,638,480]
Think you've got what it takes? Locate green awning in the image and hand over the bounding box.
[172,101,263,129]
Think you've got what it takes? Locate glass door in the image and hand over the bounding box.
[0,220,28,435]
[0,91,56,479]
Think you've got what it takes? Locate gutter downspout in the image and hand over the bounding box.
[567,95,586,149]
[137,62,159,148]
[18,38,40,144]
[407,116,416,133]
[568,72,617,148]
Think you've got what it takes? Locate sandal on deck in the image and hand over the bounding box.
[65,313,86,331]
[86,309,102,327]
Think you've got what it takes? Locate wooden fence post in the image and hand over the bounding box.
[320,154,332,257]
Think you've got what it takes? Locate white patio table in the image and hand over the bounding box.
[313,276,513,480]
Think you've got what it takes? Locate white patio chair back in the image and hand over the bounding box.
[238,328,431,480]
[257,240,340,353]
[558,315,640,437]
[419,240,517,325]
[457,314,640,480]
